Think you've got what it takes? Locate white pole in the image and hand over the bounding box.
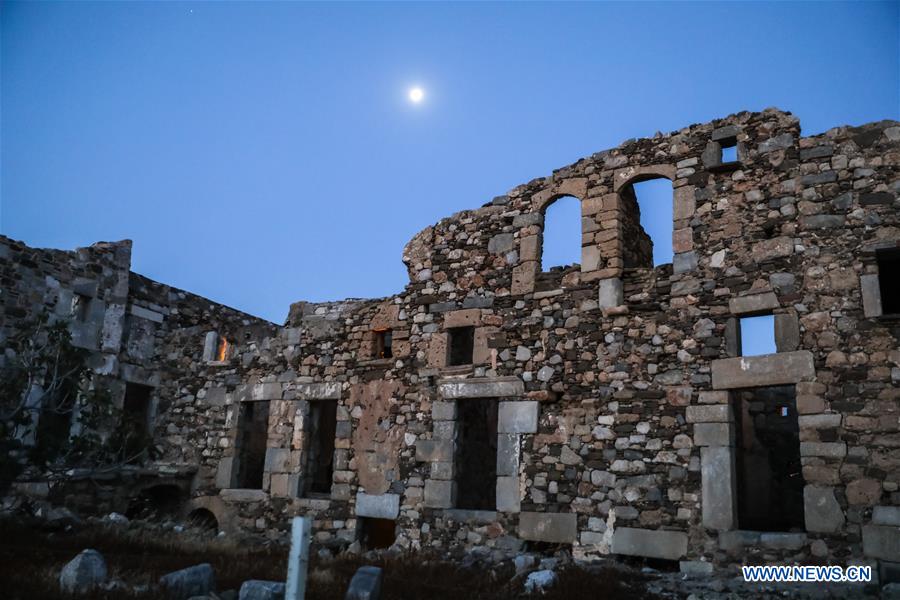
[285,516,311,600]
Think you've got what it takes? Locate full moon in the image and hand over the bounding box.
[408,87,424,103]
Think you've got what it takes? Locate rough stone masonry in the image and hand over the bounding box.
[2,108,899,577]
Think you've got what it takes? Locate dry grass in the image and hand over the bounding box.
[0,518,658,599]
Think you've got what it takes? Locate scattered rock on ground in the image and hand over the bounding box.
[239,580,285,600]
[524,569,557,593]
[59,548,108,594]
[159,563,216,599]
[345,565,382,600]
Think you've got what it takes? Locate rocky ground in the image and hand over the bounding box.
[0,499,890,599]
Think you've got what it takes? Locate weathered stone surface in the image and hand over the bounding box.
[498,401,539,433]
[804,486,845,533]
[355,492,400,519]
[861,274,884,318]
[874,506,900,526]
[159,564,215,599]
[496,476,521,513]
[437,377,524,399]
[345,566,383,600]
[295,382,341,400]
[496,433,520,476]
[686,404,733,424]
[774,313,800,352]
[424,480,454,508]
[239,580,286,600]
[597,277,623,308]
[863,525,900,561]
[701,446,735,530]
[518,512,577,543]
[693,423,733,447]
[729,292,779,315]
[59,549,107,594]
[710,351,815,389]
[415,440,453,462]
[611,527,688,560]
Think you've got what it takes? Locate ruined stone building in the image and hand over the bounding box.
[2,108,899,575]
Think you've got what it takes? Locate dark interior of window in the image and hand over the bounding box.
[359,517,396,549]
[733,386,804,532]
[305,400,337,495]
[447,326,475,366]
[236,400,270,489]
[455,398,498,510]
[374,328,393,359]
[877,248,900,315]
[122,383,153,463]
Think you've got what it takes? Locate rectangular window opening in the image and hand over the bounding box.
[447,326,475,366]
[374,328,393,359]
[877,249,900,315]
[304,400,337,496]
[359,517,396,550]
[733,386,805,532]
[739,314,776,356]
[72,293,91,322]
[721,142,738,163]
[122,383,153,463]
[236,400,270,489]
[455,398,498,510]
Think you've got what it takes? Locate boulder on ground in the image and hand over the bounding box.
[239,580,285,600]
[59,548,108,594]
[159,563,215,598]
[345,565,382,600]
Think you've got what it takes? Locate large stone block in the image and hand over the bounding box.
[730,289,780,314]
[686,404,733,424]
[861,274,883,318]
[863,525,900,561]
[432,401,457,421]
[356,492,400,520]
[497,433,520,476]
[424,480,455,508]
[804,486,845,533]
[598,278,623,308]
[498,401,539,434]
[518,512,577,543]
[701,446,736,530]
[694,422,733,447]
[710,351,815,389]
[496,476,521,513]
[874,506,900,527]
[611,527,688,560]
[415,439,454,462]
[438,377,524,399]
[774,313,800,352]
[264,448,291,473]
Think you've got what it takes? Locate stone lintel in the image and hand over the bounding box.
[437,377,524,399]
[729,292,779,315]
[711,351,815,390]
[355,492,400,520]
[295,382,341,400]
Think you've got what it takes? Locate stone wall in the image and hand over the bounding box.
[4,108,899,576]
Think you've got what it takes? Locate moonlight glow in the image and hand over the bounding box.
[408,87,424,103]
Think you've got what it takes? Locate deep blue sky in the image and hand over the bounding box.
[2,2,898,324]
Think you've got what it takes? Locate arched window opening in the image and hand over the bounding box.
[627,178,674,267]
[540,195,582,272]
